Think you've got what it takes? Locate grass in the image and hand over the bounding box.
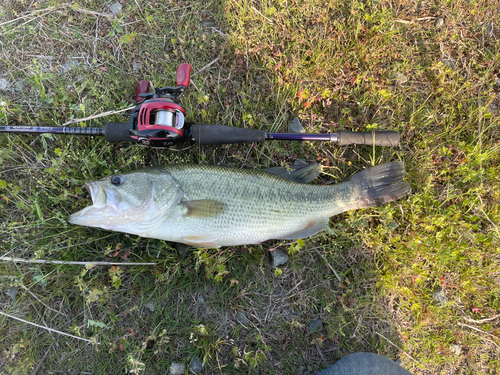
[0,0,499,374]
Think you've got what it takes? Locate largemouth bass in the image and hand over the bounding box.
[68,161,410,248]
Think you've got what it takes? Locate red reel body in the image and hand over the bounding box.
[128,63,192,148]
[130,99,186,147]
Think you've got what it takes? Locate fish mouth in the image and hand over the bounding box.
[68,182,121,226]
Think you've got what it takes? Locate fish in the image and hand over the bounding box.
[68,161,410,248]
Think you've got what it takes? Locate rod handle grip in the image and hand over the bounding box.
[337,130,400,147]
[104,122,135,143]
[191,124,266,145]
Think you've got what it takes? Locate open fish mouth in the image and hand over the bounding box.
[68,182,120,226]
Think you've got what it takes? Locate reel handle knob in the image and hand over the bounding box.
[136,80,150,103]
[176,63,192,88]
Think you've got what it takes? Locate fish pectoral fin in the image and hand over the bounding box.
[181,199,227,218]
[265,159,321,184]
[181,234,221,248]
[277,220,328,240]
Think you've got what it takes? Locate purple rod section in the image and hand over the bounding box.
[0,126,104,136]
[266,132,336,142]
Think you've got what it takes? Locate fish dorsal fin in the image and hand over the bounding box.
[265,159,321,184]
[181,199,227,218]
[277,220,328,240]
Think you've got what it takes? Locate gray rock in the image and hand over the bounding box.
[306,319,323,333]
[189,357,203,374]
[273,286,282,295]
[489,102,499,113]
[236,311,249,326]
[7,288,17,300]
[450,344,462,356]
[145,302,155,312]
[0,78,12,91]
[435,18,444,28]
[495,79,500,88]
[110,3,123,16]
[484,22,494,37]
[132,61,141,73]
[14,80,26,92]
[200,20,216,28]
[288,117,305,133]
[60,60,80,73]
[390,72,408,84]
[197,295,205,303]
[442,59,456,69]
[433,287,447,307]
[270,249,289,267]
[169,362,185,375]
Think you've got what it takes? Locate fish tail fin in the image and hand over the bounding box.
[349,161,411,208]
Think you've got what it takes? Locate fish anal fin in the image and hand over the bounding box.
[182,199,227,218]
[265,159,321,184]
[181,234,221,248]
[277,220,328,240]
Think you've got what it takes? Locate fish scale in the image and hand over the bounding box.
[68,162,411,247]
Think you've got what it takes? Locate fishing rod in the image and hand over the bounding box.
[0,64,400,148]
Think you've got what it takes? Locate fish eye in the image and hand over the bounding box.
[111,176,122,185]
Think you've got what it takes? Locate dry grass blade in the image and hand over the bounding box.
[0,311,97,344]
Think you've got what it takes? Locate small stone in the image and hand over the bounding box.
[14,80,26,92]
[7,288,17,300]
[145,302,155,312]
[450,344,462,356]
[435,18,444,28]
[110,3,123,16]
[169,362,185,375]
[390,72,408,84]
[442,59,456,69]
[273,286,282,295]
[432,287,448,308]
[288,308,299,316]
[270,249,289,267]
[306,319,323,333]
[236,311,249,326]
[197,295,205,303]
[484,22,494,37]
[489,102,499,113]
[189,357,203,374]
[200,20,216,28]
[495,79,500,88]
[59,60,80,73]
[0,78,12,91]
[132,61,141,73]
[288,117,305,133]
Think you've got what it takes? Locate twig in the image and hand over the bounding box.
[281,280,304,297]
[251,6,273,24]
[62,106,135,126]
[463,314,500,324]
[315,343,327,362]
[393,17,437,24]
[208,27,228,38]
[21,286,67,317]
[0,7,57,28]
[0,256,156,266]
[0,311,97,344]
[193,57,220,76]
[457,322,500,348]
[375,331,418,362]
[315,249,342,282]
[31,343,54,375]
